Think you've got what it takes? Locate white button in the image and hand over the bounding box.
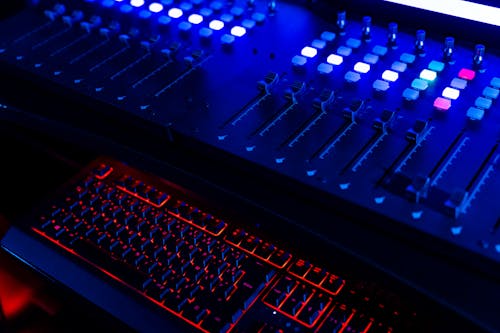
[442,87,460,100]
[301,46,317,58]
[327,54,343,66]
[354,62,370,74]
[382,70,398,82]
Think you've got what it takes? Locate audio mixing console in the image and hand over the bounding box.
[0,0,499,331]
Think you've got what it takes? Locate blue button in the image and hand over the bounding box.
[345,71,361,83]
[317,63,333,74]
[158,15,171,26]
[346,38,361,49]
[428,60,445,72]
[467,107,484,120]
[373,79,390,92]
[475,96,492,110]
[220,13,234,23]
[483,86,499,99]
[178,21,192,31]
[363,53,379,65]
[337,46,352,57]
[199,27,213,38]
[210,1,223,11]
[391,61,407,73]
[491,77,500,89]
[321,31,336,42]
[372,45,388,56]
[251,12,266,23]
[411,78,429,91]
[230,7,244,17]
[180,2,192,11]
[292,55,307,66]
[311,39,326,50]
[220,34,235,44]
[450,78,467,90]
[242,19,256,30]
[400,53,416,64]
[403,88,419,101]
[199,8,213,17]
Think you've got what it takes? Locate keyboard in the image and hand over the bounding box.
[0,158,427,332]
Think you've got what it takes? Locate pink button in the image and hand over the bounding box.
[434,97,452,111]
[458,68,476,81]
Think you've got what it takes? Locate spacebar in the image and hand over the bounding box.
[72,238,150,290]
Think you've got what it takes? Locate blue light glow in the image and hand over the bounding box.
[231,26,246,37]
[327,54,343,65]
[149,2,163,13]
[188,14,203,25]
[120,4,133,12]
[209,20,224,31]
[301,46,317,58]
[168,8,183,19]
[382,70,399,82]
[420,69,437,81]
[354,62,370,74]
[130,0,144,7]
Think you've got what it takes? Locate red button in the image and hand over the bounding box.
[434,97,452,111]
[458,68,476,81]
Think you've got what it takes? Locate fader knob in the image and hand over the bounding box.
[387,22,398,48]
[473,44,485,71]
[443,36,455,63]
[415,29,426,56]
[362,16,372,41]
[337,11,346,35]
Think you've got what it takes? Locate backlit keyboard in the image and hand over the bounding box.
[24,158,416,332]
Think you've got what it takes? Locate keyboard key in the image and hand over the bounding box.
[467,107,485,120]
[483,86,499,99]
[475,96,492,110]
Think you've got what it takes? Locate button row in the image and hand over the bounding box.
[467,76,499,120]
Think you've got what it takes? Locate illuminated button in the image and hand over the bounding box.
[373,79,390,92]
[450,78,467,90]
[178,21,192,31]
[345,71,361,83]
[120,4,133,12]
[102,0,114,7]
[403,88,419,101]
[230,6,244,17]
[130,0,144,7]
[210,1,223,11]
[400,53,416,64]
[475,96,492,110]
[220,13,234,23]
[220,34,235,45]
[180,2,192,11]
[419,69,437,81]
[346,38,361,49]
[442,87,460,100]
[372,45,388,56]
[168,8,183,18]
[337,46,352,57]
[391,61,407,73]
[148,2,163,12]
[354,62,370,74]
[317,63,333,74]
[483,86,499,99]
[191,0,202,5]
[363,53,379,65]
[158,15,171,25]
[311,39,326,50]
[467,107,484,120]
[458,68,475,80]
[138,9,151,18]
[411,78,428,91]
[490,77,500,88]
[199,8,213,17]
[321,31,336,42]
[382,70,399,82]
[209,19,224,30]
[251,12,266,23]
[242,19,255,30]
[199,27,212,38]
[292,55,307,67]
[327,54,343,66]
[434,97,451,111]
[301,46,317,58]
[188,14,203,24]
[161,0,173,4]
[428,60,445,72]
[231,26,246,37]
